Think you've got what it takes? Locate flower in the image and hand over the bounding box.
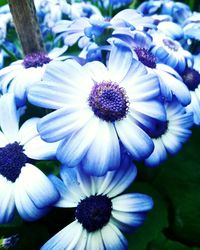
[0,93,60,223]
[110,32,191,106]
[183,54,200,125]
[28,42,166,176]
[0,46,68,106]
[0,234,19,249]
[41,155,153,250]
[144,97,193,167]
[150,31,192,73]
[183,12,200,41]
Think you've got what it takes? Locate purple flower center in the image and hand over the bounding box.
[162,38,179,51]
[134,47,156,68]
[182,67,200,91]
[75,195,112,232]
[88,82,129,122]
[23,52,51,69]
[0,142,28,182]
[147,120,168,139]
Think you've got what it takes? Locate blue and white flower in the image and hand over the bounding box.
[109,32,191,106]
[0,46,68,106]
[0,93,59,223]
[183,12,200,41]
[28,42,166,176]
[145,98,193,167]
[41,156,153,250]
[137,0,191,24]
[150,31,192,73]
[0,234,19,249]
[183,54,200,125]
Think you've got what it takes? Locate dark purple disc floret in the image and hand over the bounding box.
[23,52,51,68]
[146,120,168,139]
[134,47,156,68]
[0,142,28,182]
[182,67,200,91]
[88,81,129,122]
[75,195,112,232]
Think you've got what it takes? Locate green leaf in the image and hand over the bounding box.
[147,234,200,250]
[36,160,60,176]
[0,0,7,7]
[151,127,200,246]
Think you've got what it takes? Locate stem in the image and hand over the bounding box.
[7,0,45,55]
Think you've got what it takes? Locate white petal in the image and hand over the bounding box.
[108,42,133,83]
[38,106,93,142]
[130,100,166,121]
[0,176,15,223]
[18,164,59,208]
[57,116,100,166]
[111,210,146,232]
[60,166,86,202]
[112,193,154,212]
[43,60,93,94]
[41,221,83,250]
[0,131,9,147]
[24,136,59,160]
[82,121,120,176]
[101,223,128,250]
[0,93,19,142]
[18,117,39,145]
[48,46,68,59]
[86,231,104,250]
[49,175,79,208]
[14,176,48,221]
[115,115,154,160]
[105,161,137,198]
[83,61,110,83]
[28,80,86,109]
[75,229,88,250]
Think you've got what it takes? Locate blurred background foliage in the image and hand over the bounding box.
[0,0,200,249]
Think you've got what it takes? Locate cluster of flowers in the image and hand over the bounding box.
[0,0,199,249]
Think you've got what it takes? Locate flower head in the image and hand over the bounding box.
[41,155,153,249]
[0,46,68,106]
[28,42,166,176]
[145,98,193,167]
[0,93,60,223]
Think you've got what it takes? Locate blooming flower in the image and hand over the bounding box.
[183,12,200,41]
[110,32,191,106]
[144,97,193,167]
[0,93,59,223]
[0,234,19,249]
[28,42,166,176]
[150,31,192,73]
[183,54,200,125]
[41,155,153,249]
[0,46,68,106]
[137,0,191,24]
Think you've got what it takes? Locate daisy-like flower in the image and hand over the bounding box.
[150,31,192,73]
[0,234,19,249]
[183,12,200,41]
[183,54,200,125]
[0,46,68,106]
[28,42,166,176]
[41,156,153,250]
[110,32,191,106]
[145,98,193,167]
[0,93,59,223]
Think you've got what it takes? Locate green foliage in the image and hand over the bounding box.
[0,0,7,7]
